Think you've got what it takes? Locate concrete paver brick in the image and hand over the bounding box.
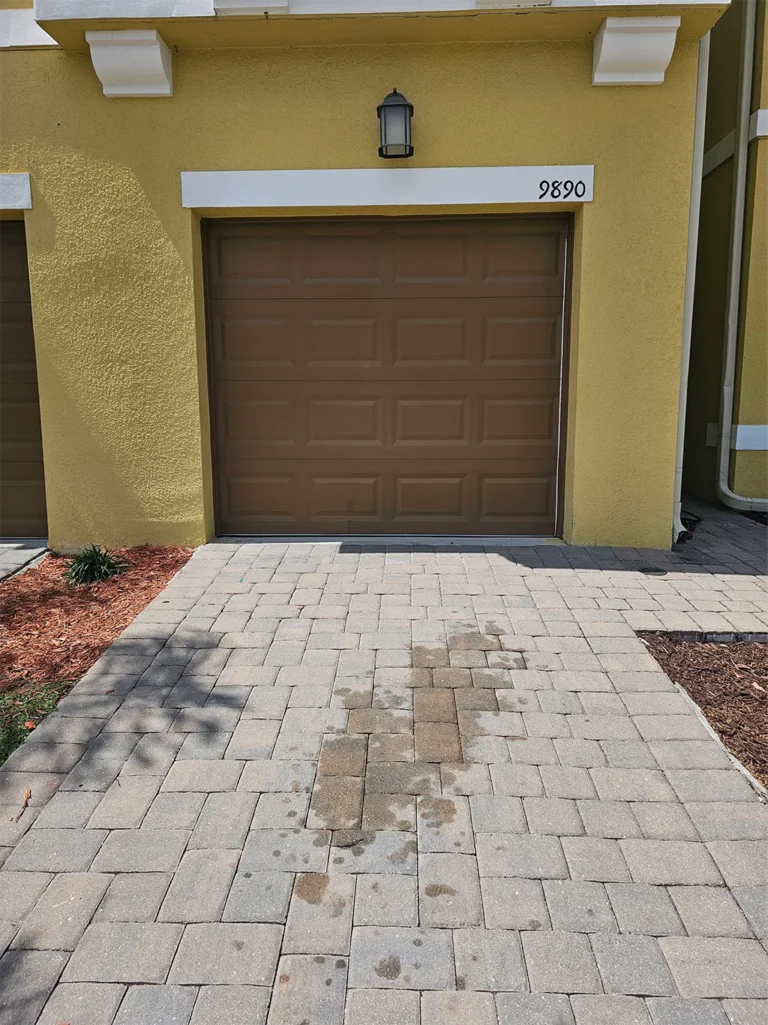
[454,927,526,991]
[169,923,282,985]
[522,931,601,994]
[570,994,652,1025]
[94,872,172,922]
[158,848,240,922]
[91,828,189,873]
[240,827,330,873]
[543,880,616,933]
[343,989,420,1025]
[606,883,684,936]
[668,885,752,937]
[348,926,454,989]
[190,985,270,1025]
[421,991,499,1025]
[11,872,111,950]
[419,852,482,926]
[223,870,293,923]
[0,949,70,1025]
[619,839,723,886]
[63,922,183,983]
[37,983,126,1025]
[267,954,347,1025]
[4,828,106,873]
[418,794,475,853]
[284,873,355,954]
[645,997,729,1025]
[353,873,418,927]
[113,984,198,1025]
[706,841,768,887]
[480,877,550,930]
[476,832,567,878]
[659,937,768,998]
[591,933,676,996]
[495,993,575,1025]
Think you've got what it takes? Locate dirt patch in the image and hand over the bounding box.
[0,545,191,760]
[642,633,767,790]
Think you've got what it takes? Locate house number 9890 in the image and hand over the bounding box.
[539,180,587,200]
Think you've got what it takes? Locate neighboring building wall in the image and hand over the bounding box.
[0,32,699,549]
[685,0,768,503]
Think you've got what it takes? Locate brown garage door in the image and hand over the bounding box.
[205,216,568,535]
[0,221,47,538]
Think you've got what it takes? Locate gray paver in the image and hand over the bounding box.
[344,989,420,1025]
[522,931,601,994]
[169,923,282,985]
[11,872,111,950]
[454,927,526,991]
[188,792,256,849]
[419,852,483,927]
[241,827,330,873]
[4,828,106,872]
[495,993,575,1025]
[543,880,616,933]
[570,995,652,1024]
[480,876,550,930]
[646,998,729,1025]
[94,873,172,922]
[591,933,676,995]
[113,984,198,1025]
[659,937,768,998]
[159,848,240,922]
[190,986,270,1025]
[37,983,126,1025]
[267,954,347,1025]
[422,991,499,1025]
[0,949,70,1025]
[284,873,356,954]
[63,922,183,983]
[353,874,418,926]
[348,926,455,989]
[91,828,189,872]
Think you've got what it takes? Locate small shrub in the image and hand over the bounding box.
[63,544,127,585]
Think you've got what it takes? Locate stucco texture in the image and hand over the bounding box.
[0,35,699,549]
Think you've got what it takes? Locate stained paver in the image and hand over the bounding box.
[1,508,766,1023]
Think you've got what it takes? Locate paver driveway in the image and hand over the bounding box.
[1,506,767,1025]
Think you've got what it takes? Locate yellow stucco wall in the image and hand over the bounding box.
[0,34,700,549]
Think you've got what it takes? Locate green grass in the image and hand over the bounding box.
[0,681,74,765]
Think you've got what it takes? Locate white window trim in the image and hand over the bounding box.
[0,173,32,210]
[180,165,594,209]
[706,423,768,451]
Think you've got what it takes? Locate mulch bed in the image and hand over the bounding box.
[0,545,191,692]
[642,633,768,790]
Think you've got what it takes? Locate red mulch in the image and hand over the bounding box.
[0,546,191,693]
[642,633,768,790]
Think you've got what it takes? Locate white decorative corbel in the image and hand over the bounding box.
[214,0,288,13]
[85,29,173,97]
[593,17,681,86]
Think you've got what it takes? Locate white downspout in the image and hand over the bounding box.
[716,0,768,513]
[672,31,710,544]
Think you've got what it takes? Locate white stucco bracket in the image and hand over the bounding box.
[0,173,32,210]
[592,16,681,86]
[85,29,173,97]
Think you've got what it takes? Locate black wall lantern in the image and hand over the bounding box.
[377,88,414,159]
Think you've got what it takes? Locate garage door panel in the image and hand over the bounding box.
[215,379,560,461]
[206,217,568,536]
[210,296,562,380]
[207,219,566,300]
[218,461,557,534]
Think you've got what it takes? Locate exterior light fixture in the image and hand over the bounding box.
[377,88,414,159]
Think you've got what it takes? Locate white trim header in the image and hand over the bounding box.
[86,29,173,97]
[181,165,594,209]
[0,173,32,210]
[592,16,680,85]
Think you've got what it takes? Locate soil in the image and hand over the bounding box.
[642,633,768,790]
[0,545,191,692]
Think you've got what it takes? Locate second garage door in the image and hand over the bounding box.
[205,216,569,535]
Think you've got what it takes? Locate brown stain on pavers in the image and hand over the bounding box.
[424,883,457,897]
[374,955,401,980]
[294,873,329,905]
[390,838,418,863]
[419,796,457,827]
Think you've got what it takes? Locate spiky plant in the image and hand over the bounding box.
[63,544,127,585]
